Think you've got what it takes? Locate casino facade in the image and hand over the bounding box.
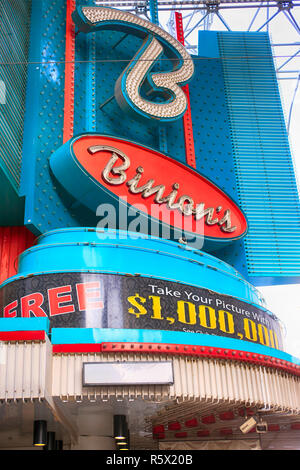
[0,0,300,451]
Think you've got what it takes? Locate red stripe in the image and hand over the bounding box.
[101,342,300,376]
[50,341,300,377]
[53,344,102,354]
[0,331,46,342]
[175,12,196,169]
[63,0,76,143]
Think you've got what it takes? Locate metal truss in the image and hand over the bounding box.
[94,0,300,136]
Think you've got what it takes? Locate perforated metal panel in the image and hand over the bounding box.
[0,0,31,190]
[218,32,300,284]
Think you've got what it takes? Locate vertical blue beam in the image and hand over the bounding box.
[19,0,43,233]
[149,0,159,26]
[149,0,168,153]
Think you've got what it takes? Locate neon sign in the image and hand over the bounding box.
[72,6,194,121]
[89,144,237,233]
[50,135,248,248]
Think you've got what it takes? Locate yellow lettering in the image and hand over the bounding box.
[198,305,216,329]
[149,295,164,320]
[258,324,269,346]
[269,329,275,348]
[218,310,234,334]
[127,293,147,318]
[243,319,257,342]
[269,329,279,349]
[177,300,197,325]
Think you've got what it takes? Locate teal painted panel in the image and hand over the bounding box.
[198,30,220,58]
[0,317,49,333]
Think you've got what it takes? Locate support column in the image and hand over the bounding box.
[70,408,116,450]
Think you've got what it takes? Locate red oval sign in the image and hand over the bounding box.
[51,134,247,245]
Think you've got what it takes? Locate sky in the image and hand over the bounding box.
[161,5,300,358]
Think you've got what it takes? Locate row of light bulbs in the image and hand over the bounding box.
[81,6,193,120]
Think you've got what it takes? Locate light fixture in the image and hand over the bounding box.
[44,432,56,451]
[116,440,127,446]
[256,418,268,434]
[55,440,63,450]
[33,420,47,447]
[117,431,130,449]
[114,415,128,440]
[118,438,129,451]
